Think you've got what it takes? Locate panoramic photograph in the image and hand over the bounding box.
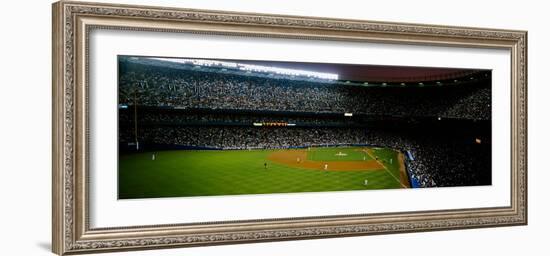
[117,56,492,199]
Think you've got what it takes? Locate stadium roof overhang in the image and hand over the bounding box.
[235,60,485,83]
[124,56,489,87]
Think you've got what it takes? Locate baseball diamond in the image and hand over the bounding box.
[119,147,410,199]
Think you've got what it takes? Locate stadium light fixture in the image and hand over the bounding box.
[151,57,339,80]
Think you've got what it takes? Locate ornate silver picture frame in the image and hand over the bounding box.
[52,1,527,255]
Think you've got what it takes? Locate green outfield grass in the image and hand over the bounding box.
[118,147,405,199]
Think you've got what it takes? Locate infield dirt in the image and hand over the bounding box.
[267,149,384,171]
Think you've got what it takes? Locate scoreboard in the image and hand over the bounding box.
[253,122,296,127]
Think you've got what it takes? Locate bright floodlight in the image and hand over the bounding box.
[151,58,339,80]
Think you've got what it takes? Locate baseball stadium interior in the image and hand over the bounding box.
[118,56,491,196]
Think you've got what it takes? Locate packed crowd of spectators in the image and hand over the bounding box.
[405,138,490,187]
[119,111,358,127]
[442,87,491,120]
[119,62,491,120]
[130,126,368,149]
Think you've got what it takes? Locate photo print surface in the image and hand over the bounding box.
[117,56,492,199]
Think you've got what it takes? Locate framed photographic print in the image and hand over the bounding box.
[52,1,527,255]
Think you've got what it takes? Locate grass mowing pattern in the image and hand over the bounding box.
[119,147,404,199]
[307,147,373,161]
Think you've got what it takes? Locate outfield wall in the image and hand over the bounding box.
[403,150,422,188]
